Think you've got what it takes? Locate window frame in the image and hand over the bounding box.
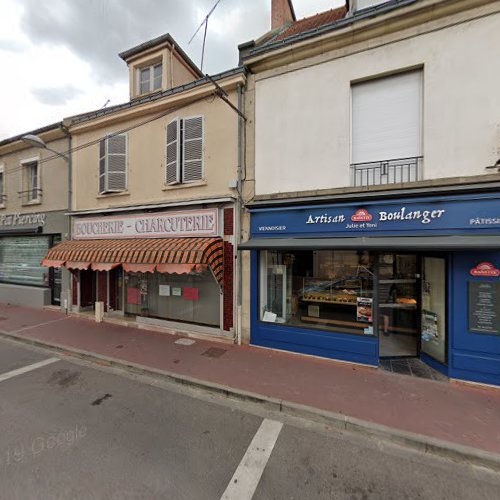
[165,115,204,186]
[98,133,128,195]
[20,156,41,204]
[0,163,5,207]
[136,62,163,96]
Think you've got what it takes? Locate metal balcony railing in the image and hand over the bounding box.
[18,188,43,204]
[351,156,422,187]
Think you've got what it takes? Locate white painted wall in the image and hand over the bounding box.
[254,12,500,195]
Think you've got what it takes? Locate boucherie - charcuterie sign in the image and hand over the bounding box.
[74,208,218,240]
[251,195,500,236]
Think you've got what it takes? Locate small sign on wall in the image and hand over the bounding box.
[470,262,500,277]
[172,287,182,297]
[468,281,500,335]
[159,285,171,296]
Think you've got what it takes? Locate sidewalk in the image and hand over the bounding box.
[1,303,500,460]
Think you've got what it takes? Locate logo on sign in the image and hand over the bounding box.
[351,209,372,222]
[470,262,500,277]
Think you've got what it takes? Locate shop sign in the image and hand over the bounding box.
[470,262,500,277]
[0,212,46,228]
[74,208,218,240]
[251,195,500,236]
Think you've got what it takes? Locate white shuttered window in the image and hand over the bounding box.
[98,134,128,194]
[352,71,422,164]
[166,116,204,185]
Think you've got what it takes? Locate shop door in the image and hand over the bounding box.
[420,256,447,364]
[378,253,419,357]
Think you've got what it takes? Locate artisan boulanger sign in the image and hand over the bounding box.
[0,212,46,227]
[73,208,218,240]
[251,195,500,236]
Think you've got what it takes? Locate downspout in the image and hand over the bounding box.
[235,79,246,345]
[61,124,72,313]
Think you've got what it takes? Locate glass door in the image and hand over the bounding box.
[378,253,419,357]
[421,256,447,364]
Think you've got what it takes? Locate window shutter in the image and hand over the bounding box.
[352,71,422,164]
[166,118,180,185]
[182,116,203,182]
[99,139,106,193]
[106,134,127,192]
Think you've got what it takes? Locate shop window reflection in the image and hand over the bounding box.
[260,250,375,335]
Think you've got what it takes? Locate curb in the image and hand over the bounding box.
[1,329,500,472]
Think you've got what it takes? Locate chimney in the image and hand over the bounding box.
[271,0,296,31]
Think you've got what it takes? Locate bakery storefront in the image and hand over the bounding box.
[43,207,235,338]
[242,192,500,386]
[0,210,67,307]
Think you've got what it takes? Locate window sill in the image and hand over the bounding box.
[22,199,42,206]
[97,191,130,199]
[162,181,207,191]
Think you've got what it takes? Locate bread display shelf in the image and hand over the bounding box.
[302,295,357,305]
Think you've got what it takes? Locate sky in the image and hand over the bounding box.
[0,0,344,140]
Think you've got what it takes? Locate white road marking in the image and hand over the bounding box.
[221,418,283,500]
[0,358,60,383]
[11,317,69,334]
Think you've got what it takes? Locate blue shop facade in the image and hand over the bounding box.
[243,191,500,387]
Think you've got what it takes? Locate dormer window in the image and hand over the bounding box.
[138,63,162,95]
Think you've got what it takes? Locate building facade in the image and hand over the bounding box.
[43,34,244,340]
[0,123,70,308]
[240,0,500,386]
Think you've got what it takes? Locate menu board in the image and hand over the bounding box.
[468,281,500,335]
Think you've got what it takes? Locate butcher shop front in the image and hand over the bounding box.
[43,206,235,339]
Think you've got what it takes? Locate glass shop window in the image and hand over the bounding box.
[260,250,375,335]
[124,269,220,327]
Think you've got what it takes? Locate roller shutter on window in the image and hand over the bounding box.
[98,134,128,193]
[351,71,422,164]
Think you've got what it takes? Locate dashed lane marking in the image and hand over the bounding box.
[0,357,60,383]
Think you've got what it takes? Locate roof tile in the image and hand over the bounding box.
[272,5,348,42]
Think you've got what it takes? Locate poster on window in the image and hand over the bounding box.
[356,297,373,323]
[183,287,199,301]
[421,310,439,341]
[127,287,141,305]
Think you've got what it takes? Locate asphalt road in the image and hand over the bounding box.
[0,337,499,500]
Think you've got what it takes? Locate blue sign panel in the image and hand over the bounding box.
[250,194,500,237]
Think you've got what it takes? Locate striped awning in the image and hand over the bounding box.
[42,237,224,283]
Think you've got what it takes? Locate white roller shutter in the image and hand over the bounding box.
[352,70,422,164]
[166,118,180,185]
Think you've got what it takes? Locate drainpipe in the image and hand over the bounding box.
[61,124,72,313]
[235,80,246,345]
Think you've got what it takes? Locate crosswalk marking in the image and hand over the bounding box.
[220,418,283,500]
